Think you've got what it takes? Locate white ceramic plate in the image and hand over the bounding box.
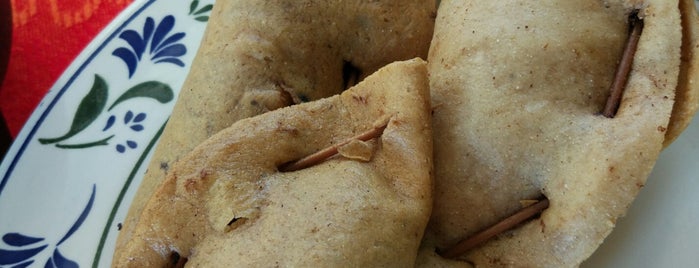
[0,1,697,267]
[0,0,213,266]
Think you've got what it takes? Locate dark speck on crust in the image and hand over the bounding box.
[160,162,169,173]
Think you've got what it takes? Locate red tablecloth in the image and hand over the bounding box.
[0,0,134,137]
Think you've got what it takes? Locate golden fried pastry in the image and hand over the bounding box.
[112,59,433,267]
[115,0,436,255]
[419,0,697,267]
[665,0,699,146]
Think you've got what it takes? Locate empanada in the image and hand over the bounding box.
[418,0,697,267]
[116,0,436,253]
[112,59,433,267]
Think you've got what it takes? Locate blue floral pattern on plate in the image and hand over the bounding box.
[112,15,187,78]
[0,185,94,268]
[36,75,174,151]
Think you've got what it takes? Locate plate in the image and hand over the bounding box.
[0,0,697,267]
[0,0,213,266]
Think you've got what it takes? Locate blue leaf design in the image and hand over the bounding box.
[49,249,78,268]
[126,140,138,149]
[11,260,34,268]
[116,144,126,153]
[0,245,47,265]
[57,184,96,246]
[112,48,138,78]
[2,233,44,247]
[154,32,185,55]
[103,115,116,131]
[113,18,155,78]
[133,113,146,123]
[44,257,56,268]
[154,58,185,67]
[130,125,144,132]
[153,44,186,60]
[151,16,175,54]
[142,17,155,48]
[118,30,146,60]
[124,111,134,124]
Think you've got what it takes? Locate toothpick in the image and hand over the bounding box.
[439,198,550,259]
[603,10,643,118]
[279,118,389,172]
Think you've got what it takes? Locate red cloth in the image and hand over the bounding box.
[0,0,134,137]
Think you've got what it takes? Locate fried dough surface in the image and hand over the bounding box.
[113,59,433,267]
[665,0,699,146]
[115,0,436,256]
[419,0,683,267]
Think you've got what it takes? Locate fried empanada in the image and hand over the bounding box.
[113,59,433,267]
[419,0,697,267]
[115,0,436,254]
